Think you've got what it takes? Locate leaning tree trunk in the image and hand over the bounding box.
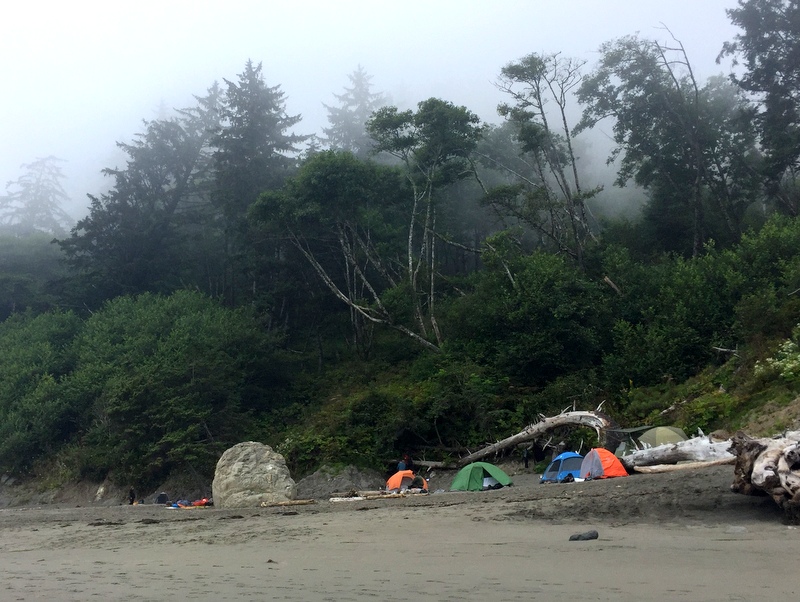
[454,410,618,468]
[728,430,800,521]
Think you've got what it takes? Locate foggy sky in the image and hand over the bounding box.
[1,0,740,219]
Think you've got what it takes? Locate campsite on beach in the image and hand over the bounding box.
[4,2,800,598]
[1,460,797,602]
[1,409,799,600]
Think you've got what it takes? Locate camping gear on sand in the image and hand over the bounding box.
[450,462,513,491]
[637,426,688,448]
[540,451,584,483]
[386,470,428,493]
[580,448,628,480]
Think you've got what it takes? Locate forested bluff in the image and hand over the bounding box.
[2,1,800,493]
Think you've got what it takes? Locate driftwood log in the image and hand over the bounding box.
[455,410,617,468]
[619,437,735,471]
[632,457,735,473]
[259,499,316,507]
[728,430,800,519]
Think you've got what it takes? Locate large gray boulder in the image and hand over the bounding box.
[212,442,296,508]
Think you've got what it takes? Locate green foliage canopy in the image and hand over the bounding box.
[63,290,282,485]
[721,0,800,210]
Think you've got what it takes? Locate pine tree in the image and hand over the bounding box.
[212,60,308,307]
[214,60,307,224]
[322,66,386,158]
[57,85,224,305]
[1,156,73,236]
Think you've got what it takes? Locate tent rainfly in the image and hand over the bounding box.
[386,470,428,492]
[580,448,628,480]
[637,426,688,448]
[450,462,513,491]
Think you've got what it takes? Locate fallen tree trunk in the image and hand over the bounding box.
[259,499,316,507]
[619,437,735,471]
[454,410,617,468]
[728,430,800,520]
[632,457,735,473]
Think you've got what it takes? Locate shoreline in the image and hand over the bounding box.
[0,465,797,600]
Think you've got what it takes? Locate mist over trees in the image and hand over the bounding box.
[720,0,800,213]
[3,0,800,488]
[1,156,74,237]
[577,33,761,256]
[322,65,387,158]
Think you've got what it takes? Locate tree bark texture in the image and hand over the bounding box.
[728,430,800,520]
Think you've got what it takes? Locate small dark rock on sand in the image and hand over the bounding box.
[569,530,599,541]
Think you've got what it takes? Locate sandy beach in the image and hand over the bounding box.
[0,465,797,601]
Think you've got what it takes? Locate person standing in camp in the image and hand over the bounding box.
[403,453,414,471]
[128,487,136,505]
[522,447,530,469]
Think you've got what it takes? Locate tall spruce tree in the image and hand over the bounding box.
[214,60,306,225]
[213,60,307,307]
[322,66,386,158]
[1,156,74,237]
[57,85,224,306]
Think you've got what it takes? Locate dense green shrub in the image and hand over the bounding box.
[0,311,82,473]
[442,248,608,386]
[60,290,282,487]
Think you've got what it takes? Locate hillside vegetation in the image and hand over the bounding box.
[2,0,800,492]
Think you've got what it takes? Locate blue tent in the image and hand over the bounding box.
[540,451,584,484]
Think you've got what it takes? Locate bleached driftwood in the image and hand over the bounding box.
[330,490,384,498]
[259,499,316,507]
[455,410,617,468]
[632,457,735,473]
[729,430,800,519]
[329,492,427,503]
[619,437,735,471]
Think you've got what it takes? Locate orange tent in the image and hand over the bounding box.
[580,448,628,479]
[386,470,428,492]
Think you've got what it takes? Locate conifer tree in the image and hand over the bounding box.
[1,156,73,237]
[322,66,386,159]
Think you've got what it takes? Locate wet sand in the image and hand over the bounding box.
[0,466,797,601]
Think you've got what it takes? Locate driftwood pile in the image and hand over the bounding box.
[619,436,734,472]
[456,409,800,519]
[454,409,735,471]
[728,430,800,520]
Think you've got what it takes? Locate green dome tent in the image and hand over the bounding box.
[450,462,513,491]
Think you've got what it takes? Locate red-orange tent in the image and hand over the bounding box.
[386,470,428,492]
[580,448,628,479]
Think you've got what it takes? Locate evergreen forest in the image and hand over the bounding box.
[3,0,800,491]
